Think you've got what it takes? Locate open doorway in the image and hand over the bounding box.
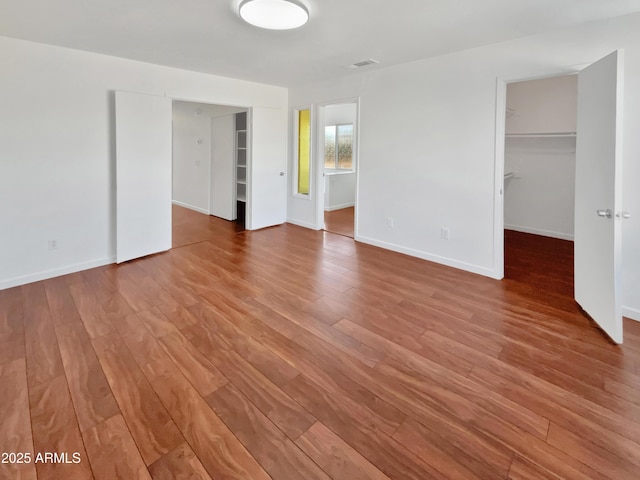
[321,102,358,238]
[495,52,624,343]
[502,75,577,297]
[116,91,287,265]
[171,100,248,247]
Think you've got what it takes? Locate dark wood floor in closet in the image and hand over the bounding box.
[1,206,639,480]
[504,229,575,299]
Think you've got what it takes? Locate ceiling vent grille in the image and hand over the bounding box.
[348,59,380,69]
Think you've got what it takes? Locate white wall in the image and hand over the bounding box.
[0,36,287,289]
[506,75,578,134]
[504,76,577,240]
[325,103,357,126]
[287,13,640,320]
[325,173,356,211]
[172,101,212,213]
[504,137,576,239]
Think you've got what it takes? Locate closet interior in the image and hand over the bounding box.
[503,75,578,294]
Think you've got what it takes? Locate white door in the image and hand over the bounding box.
[210,114,235,221]
[574,50,624,343]
[115,91,172,263]
[249,107,287,230]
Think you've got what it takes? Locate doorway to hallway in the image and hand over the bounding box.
[320,101,358,239]
[324,206,354,238]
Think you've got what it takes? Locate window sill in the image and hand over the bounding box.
[292,193,312,200]
[324,170,355,176]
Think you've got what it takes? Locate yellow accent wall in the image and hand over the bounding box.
[298,109,310,195]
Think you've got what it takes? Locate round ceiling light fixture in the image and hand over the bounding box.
[239,0,309,30]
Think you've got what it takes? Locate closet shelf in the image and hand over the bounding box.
[506,132,576,138]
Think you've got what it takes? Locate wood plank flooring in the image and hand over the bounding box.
[324,207,354,238]
[1,207,639,480]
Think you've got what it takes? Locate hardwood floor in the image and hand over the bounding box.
[172,204,245,248]
[504,229,574,299]
[1,206,640,480]
[324,207,354,238]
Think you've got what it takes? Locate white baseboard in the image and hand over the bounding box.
[172,200,209,215]
[623,306,640,322]
[505,224,574,241]
[324,202,355,212]
[0,256,116,290]
[354,234,496,279]
[286,217,322,230]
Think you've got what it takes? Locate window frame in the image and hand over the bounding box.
[324,123,355,172]
[293,105,314,199]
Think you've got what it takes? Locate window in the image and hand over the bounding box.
[324,124,353,170]
[296,109,311,195]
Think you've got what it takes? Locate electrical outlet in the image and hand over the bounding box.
[440,227,450,240]
[386,217,394,228]
[48,240,58,250]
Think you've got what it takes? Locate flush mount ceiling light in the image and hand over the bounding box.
[239,0,309,30]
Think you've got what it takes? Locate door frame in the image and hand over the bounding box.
[168,96,253,229]
[492,68,585,279]
[314,97,361,235]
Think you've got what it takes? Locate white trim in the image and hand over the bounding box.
[505,225,574,241]
[286,217,322,230]
[324,170,354,176]
[245,108,253,230]
[353,100,361,239]
[292,105,314,200]
[0,256,116,290]
[166,96,251,111]
[354,234,498,279]
[315,105,327,229]
[315,97,361,234]
[623,306,640,322]
[324,202,355,212]
[493,69,584,281]
[207,115,213,216]
[171,199,209,215]
[493,78,507,280]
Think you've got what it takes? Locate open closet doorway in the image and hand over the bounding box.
[496,51,625,343]
[171,100,249,247]
[502,75,578,298]
[320,102,358,238]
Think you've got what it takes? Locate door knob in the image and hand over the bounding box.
[279,171,285,176]
[596,209,612,218]
[616,211,631,219]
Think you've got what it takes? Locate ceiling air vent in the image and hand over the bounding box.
[347,59,380,69]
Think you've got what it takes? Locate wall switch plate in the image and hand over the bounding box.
[386,217,394,228]
[48,240,58,250]
[441,227,450,240]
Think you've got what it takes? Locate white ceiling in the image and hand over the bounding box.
[1,0,640,87]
